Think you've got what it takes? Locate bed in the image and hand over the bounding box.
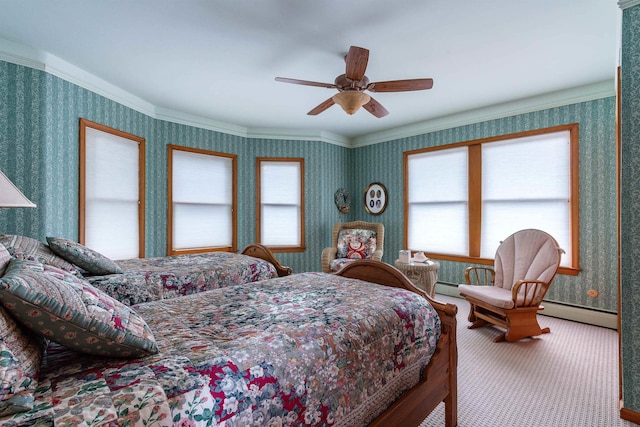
[87,244,293,305]
[0,234,292,306]
[0,260,457,427]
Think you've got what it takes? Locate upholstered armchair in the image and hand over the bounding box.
[458,229,564,342]
[321,221,385,273]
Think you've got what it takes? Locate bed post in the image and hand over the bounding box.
[240,243,292,277]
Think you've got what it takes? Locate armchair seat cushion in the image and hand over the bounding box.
[330,258,357,272]
[336,229,377,260]
[458,284,516,310]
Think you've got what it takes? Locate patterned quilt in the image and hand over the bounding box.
[0,272,441,427]
[86,252,278,305]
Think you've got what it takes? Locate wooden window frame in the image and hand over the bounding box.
[79,118,146,258]
[167,145,237,255]
[256,157,305,253]
[404,123,580,275]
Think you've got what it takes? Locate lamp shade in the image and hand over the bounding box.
[0,170,36,208]
[332,91,371,115]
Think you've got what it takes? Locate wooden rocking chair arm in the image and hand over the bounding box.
[464,266,495,286]
[511,280,550,307]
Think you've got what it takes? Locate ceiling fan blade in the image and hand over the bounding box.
[362,96,389,118]
[367,78,434,92]
[307,97,336,115]
[345,46,369,81]
[275,77,337,89]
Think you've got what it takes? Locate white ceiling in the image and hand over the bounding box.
[0,0,619,144]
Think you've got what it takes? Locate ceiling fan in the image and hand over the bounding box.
[275,46,433,118]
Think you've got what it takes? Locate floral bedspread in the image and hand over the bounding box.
[1,272,441,427]
[86,251,278,305]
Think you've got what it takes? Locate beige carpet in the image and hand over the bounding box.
[419,294,634,427]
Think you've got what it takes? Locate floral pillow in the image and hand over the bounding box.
[0,234,79,275]
[0,304,44,416]
[336,228,377,260]
[0,259,158,358]
[46,236,123,275]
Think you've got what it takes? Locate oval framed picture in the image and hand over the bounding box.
[364,182,388,215]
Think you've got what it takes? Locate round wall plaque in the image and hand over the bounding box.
[364,182,387,215]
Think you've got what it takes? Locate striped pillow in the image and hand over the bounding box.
[0,234,79,275]
[0,243,11,275]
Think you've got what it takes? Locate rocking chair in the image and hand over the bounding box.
[458,229,564,342]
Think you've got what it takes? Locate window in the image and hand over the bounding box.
[256,158,305,252]
[79,118,145,259]
[404,124,579,273]
[168,145,237,254]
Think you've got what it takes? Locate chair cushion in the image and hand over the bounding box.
[458,284,516,310]
[336,229,377,260]
[330,258,358,272]
[0,258,158,358]
[494,229,562,290]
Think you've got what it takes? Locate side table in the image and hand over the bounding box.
[394,259,440,297]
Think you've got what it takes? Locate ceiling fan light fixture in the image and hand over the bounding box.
[332,91,371,115]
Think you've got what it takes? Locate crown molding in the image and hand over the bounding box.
[0,37,616,149]
[619,0,640,9]
[0,38,156,117]
[247,128,350,146]
[351,80,615,148]
[154,107,248,138]
[0,37,350,146]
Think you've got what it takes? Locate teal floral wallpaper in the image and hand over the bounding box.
[0,60,350,273]
[620,1,640,415]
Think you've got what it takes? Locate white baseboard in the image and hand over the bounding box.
[434,283,618,330]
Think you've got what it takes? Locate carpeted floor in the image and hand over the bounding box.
[419,294,634,427]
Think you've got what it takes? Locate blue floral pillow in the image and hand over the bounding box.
[0,259,157,358]
[0,304,44,416]
[46,237,123,275]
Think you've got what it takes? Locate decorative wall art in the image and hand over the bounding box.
[334,188,351,213]
[364,182,387,215]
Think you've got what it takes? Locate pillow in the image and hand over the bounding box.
[0,234,79,275]
[0,243,11,276]
[0,304,44,416]
[0,259,158,358]
[46,236,123,275]
[336,228,377,260]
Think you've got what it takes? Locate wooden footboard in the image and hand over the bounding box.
[241,243,293,277]
[337,260,458,427]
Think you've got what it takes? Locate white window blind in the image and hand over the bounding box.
[407,147,468,254]
[84,126,141,260]
[481,131,571,263]
[259,160,302,247]
[405,125,575,270]
[171,148,234,250]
